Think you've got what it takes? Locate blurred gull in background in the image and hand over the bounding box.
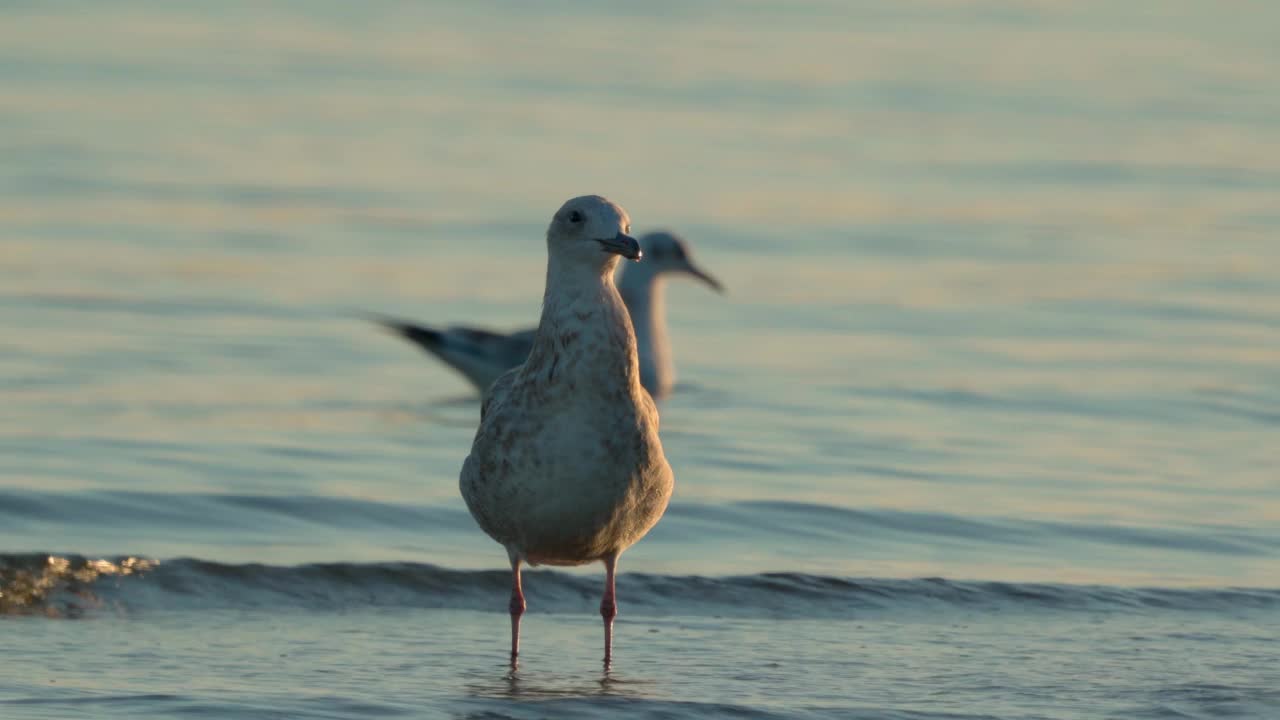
[376,231,722,399]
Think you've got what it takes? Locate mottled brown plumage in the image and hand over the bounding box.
[458,195,674,667]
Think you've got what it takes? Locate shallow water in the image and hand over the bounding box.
[2,1,1279,718]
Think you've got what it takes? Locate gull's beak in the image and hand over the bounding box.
[596,232,642,261]
[686,262,725,293]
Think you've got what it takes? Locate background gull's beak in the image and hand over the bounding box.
[596,233,642,261]
[686,262,725,293]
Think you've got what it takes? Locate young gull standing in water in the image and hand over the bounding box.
[376,231,722,399]
[459,195,674,668]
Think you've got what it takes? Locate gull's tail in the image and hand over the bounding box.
[371,315,534,394]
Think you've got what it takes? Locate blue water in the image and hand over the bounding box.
[2,1,1279,718]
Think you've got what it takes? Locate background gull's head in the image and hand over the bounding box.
[637,231,724,292]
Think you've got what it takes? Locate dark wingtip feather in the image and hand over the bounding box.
[366,314,444,351]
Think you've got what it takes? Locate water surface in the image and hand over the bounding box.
[1,1,1278,718]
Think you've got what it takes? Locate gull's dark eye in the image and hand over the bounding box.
[672,245,686,261]
[569,211,583,223]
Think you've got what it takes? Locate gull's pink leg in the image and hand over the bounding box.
[508,555,525,666]
[600,553,619,668]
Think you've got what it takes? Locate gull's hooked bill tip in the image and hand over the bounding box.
[596,232,642,261]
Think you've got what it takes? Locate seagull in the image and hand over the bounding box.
[376,231,722,399]
[459,195,674,668]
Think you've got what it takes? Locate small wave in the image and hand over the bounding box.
[3,554,1277,619]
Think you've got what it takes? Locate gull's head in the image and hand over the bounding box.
[639,231,724,293]
[547,195,640,270]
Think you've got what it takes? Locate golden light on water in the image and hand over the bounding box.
[0,555,158,617]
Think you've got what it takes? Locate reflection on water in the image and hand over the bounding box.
[462,661,654,708]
